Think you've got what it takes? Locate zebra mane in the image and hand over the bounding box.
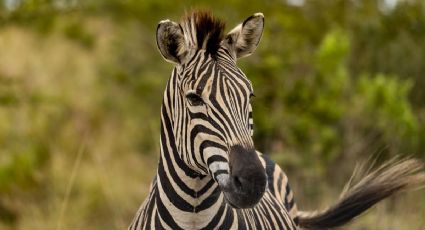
[180,10,226,55]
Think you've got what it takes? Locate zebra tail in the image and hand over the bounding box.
[296,157,425,229]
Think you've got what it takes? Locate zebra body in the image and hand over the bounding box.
[130,11,425,230]
[130,152,297,229]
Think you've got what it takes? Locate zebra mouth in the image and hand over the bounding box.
[218,173,267,209]
[223,194,241,209]
[218,145,267,209]
[219,182,242,209]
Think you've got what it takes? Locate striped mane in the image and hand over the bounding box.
[180,11,226,55]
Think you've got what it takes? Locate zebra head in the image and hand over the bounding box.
[156,11,266,209]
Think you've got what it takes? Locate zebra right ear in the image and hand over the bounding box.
[223,13,264,59]
[156,20,187,64]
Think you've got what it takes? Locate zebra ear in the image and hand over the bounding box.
[156,20,187,64]
[224,13,264,59]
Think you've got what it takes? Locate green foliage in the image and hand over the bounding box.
[254,27,420,176]
[353,74,418,150]
[0,77,51,194]
[63,20,94,48]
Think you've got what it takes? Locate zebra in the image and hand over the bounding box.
[129,11,425,229]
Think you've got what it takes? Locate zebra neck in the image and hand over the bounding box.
[153,105,226,228]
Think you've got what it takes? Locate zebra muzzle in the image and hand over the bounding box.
[220,145,267,209]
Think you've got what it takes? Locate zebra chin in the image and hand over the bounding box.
[220,175,267,209]
[213,145,268,209]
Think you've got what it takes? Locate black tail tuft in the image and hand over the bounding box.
[297,157,425,229]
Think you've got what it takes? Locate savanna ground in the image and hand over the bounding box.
[1,1,425,229]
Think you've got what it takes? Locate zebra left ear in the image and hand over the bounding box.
[156,19,187,64]
[223,13,264,59]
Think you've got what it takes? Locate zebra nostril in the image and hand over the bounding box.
[233,176,243,190]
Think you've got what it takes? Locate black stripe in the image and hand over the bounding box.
[158,159,194,211]
[197,179,216,197]
[200,140,227,164]
[218,206,234,230]
[155,190,184,230]
[161,103,199,178]
[195,186,221,212]
[201,200,226,229]
[160,123,198,197]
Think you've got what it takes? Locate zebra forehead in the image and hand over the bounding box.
[192,66,252,94]
[180,10,225,55]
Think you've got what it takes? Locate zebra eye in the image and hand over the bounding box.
[186,92,204,106]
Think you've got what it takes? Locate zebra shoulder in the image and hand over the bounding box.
[258,152,298,223]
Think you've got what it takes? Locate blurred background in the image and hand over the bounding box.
[1,0,425,229]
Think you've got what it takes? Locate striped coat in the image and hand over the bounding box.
[129,10,425,230]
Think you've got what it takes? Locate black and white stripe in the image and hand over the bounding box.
[130,45,298,229]
[130,11,425,230]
